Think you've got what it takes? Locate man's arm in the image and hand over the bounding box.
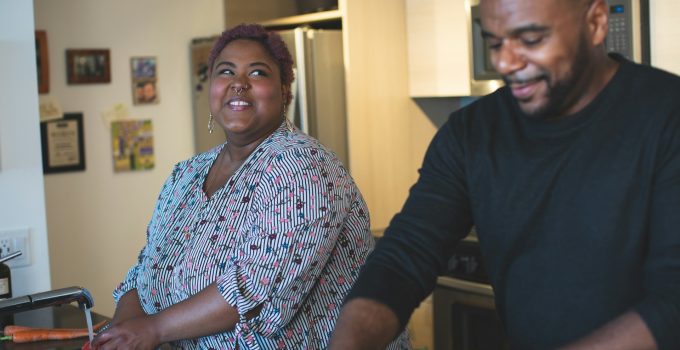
[558,311,656,350]
[561,102,680,350]
[328,298,400,350]
[329,119,472,349]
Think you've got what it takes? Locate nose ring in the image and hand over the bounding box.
[232,86,248,96]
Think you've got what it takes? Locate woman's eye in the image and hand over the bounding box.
[249,69,268,77]
[218,69,234,76]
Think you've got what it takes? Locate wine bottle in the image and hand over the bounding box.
[0,261,10,299]
[0,260,12,327]
[0,251,17,328]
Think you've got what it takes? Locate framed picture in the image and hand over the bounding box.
[66,49,111,84]
[130,56,159,104]
[40,113,86,174]
[111,119,155,172]
[35,30,49,94]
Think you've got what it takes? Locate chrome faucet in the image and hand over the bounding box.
[0,286,94,315]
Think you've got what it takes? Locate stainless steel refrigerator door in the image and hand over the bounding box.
[305,30,349,169]
[190,37,225,154]
[279,28,349,169]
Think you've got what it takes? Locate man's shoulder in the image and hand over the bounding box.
[444,88,511,129]
[624,59,680,92]
[617,61,680,117]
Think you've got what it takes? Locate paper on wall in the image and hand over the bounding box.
[39,95,64,122]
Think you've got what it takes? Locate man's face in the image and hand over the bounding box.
[480,0,595,118]
[143,82,156,100]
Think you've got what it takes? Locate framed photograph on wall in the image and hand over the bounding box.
[66,49,111,84]
[40,113,86,174]
[35,30,49,94]
[130,56,159,104]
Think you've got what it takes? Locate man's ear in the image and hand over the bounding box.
[586,0,609,46]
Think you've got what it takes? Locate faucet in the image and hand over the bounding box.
[0,286,94,315]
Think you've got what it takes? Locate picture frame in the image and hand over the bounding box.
[130,56,159,105]
[40,113,86,174]
[35,30,49,94]
[66,49,111,84]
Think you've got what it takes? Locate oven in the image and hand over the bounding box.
[433,235,510,350]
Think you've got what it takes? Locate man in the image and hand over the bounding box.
[329,0,680,348]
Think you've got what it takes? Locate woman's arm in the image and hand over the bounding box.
[109,289,145,325]
[93,283,251,349]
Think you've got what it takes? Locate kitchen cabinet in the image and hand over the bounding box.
[405,0,477,97]
[223,0,420,233]
[225,0,341,29]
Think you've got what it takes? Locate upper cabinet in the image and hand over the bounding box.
[405,0,502,97]
[225,0,340,29]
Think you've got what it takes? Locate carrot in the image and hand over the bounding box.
[3,325,32,336]
[4,320,107,343]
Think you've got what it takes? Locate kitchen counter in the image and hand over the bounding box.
[0,305,109,350]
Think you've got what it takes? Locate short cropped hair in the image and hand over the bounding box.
[208,23,295,107]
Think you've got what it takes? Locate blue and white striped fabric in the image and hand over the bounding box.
[113,122,409,349]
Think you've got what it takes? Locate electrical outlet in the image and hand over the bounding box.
[0,228,30,268]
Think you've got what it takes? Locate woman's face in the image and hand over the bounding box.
[209,39,287,142]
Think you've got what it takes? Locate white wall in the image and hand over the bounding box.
[0,0,52,296]
[33,0,224,316]
[650,1,680,75]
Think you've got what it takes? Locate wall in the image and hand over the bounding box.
[33,0,224,316]
[650,1,680,75]
[0,0,52,297]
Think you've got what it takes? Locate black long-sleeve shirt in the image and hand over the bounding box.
[347,55,680,349]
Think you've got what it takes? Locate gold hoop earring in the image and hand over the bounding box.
[208,114,214,134]
[282,105,294,132]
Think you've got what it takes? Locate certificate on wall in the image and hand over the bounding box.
[40,113,86,174]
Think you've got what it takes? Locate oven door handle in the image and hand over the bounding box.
[437,276,494,296]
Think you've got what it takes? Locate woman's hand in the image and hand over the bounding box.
[90,316,161,350]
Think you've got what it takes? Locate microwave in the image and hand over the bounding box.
[468,0,503,96]
[467,0,651,95]
[604,0,650,63]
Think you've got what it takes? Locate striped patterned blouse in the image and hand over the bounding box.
[113,123,406,349]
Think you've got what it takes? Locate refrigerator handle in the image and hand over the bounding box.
[294,28,309,134]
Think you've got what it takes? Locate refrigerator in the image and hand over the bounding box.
[190,27,349,168]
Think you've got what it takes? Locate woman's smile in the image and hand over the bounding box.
[227,98,252,111]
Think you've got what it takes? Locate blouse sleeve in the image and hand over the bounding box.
[216,146,355,337]
[112,164,180,304]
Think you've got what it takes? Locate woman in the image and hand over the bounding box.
[91,24,396,349]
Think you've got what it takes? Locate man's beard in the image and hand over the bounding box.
[506,34,592,120]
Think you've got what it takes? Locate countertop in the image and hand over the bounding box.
[0,305,109,350]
